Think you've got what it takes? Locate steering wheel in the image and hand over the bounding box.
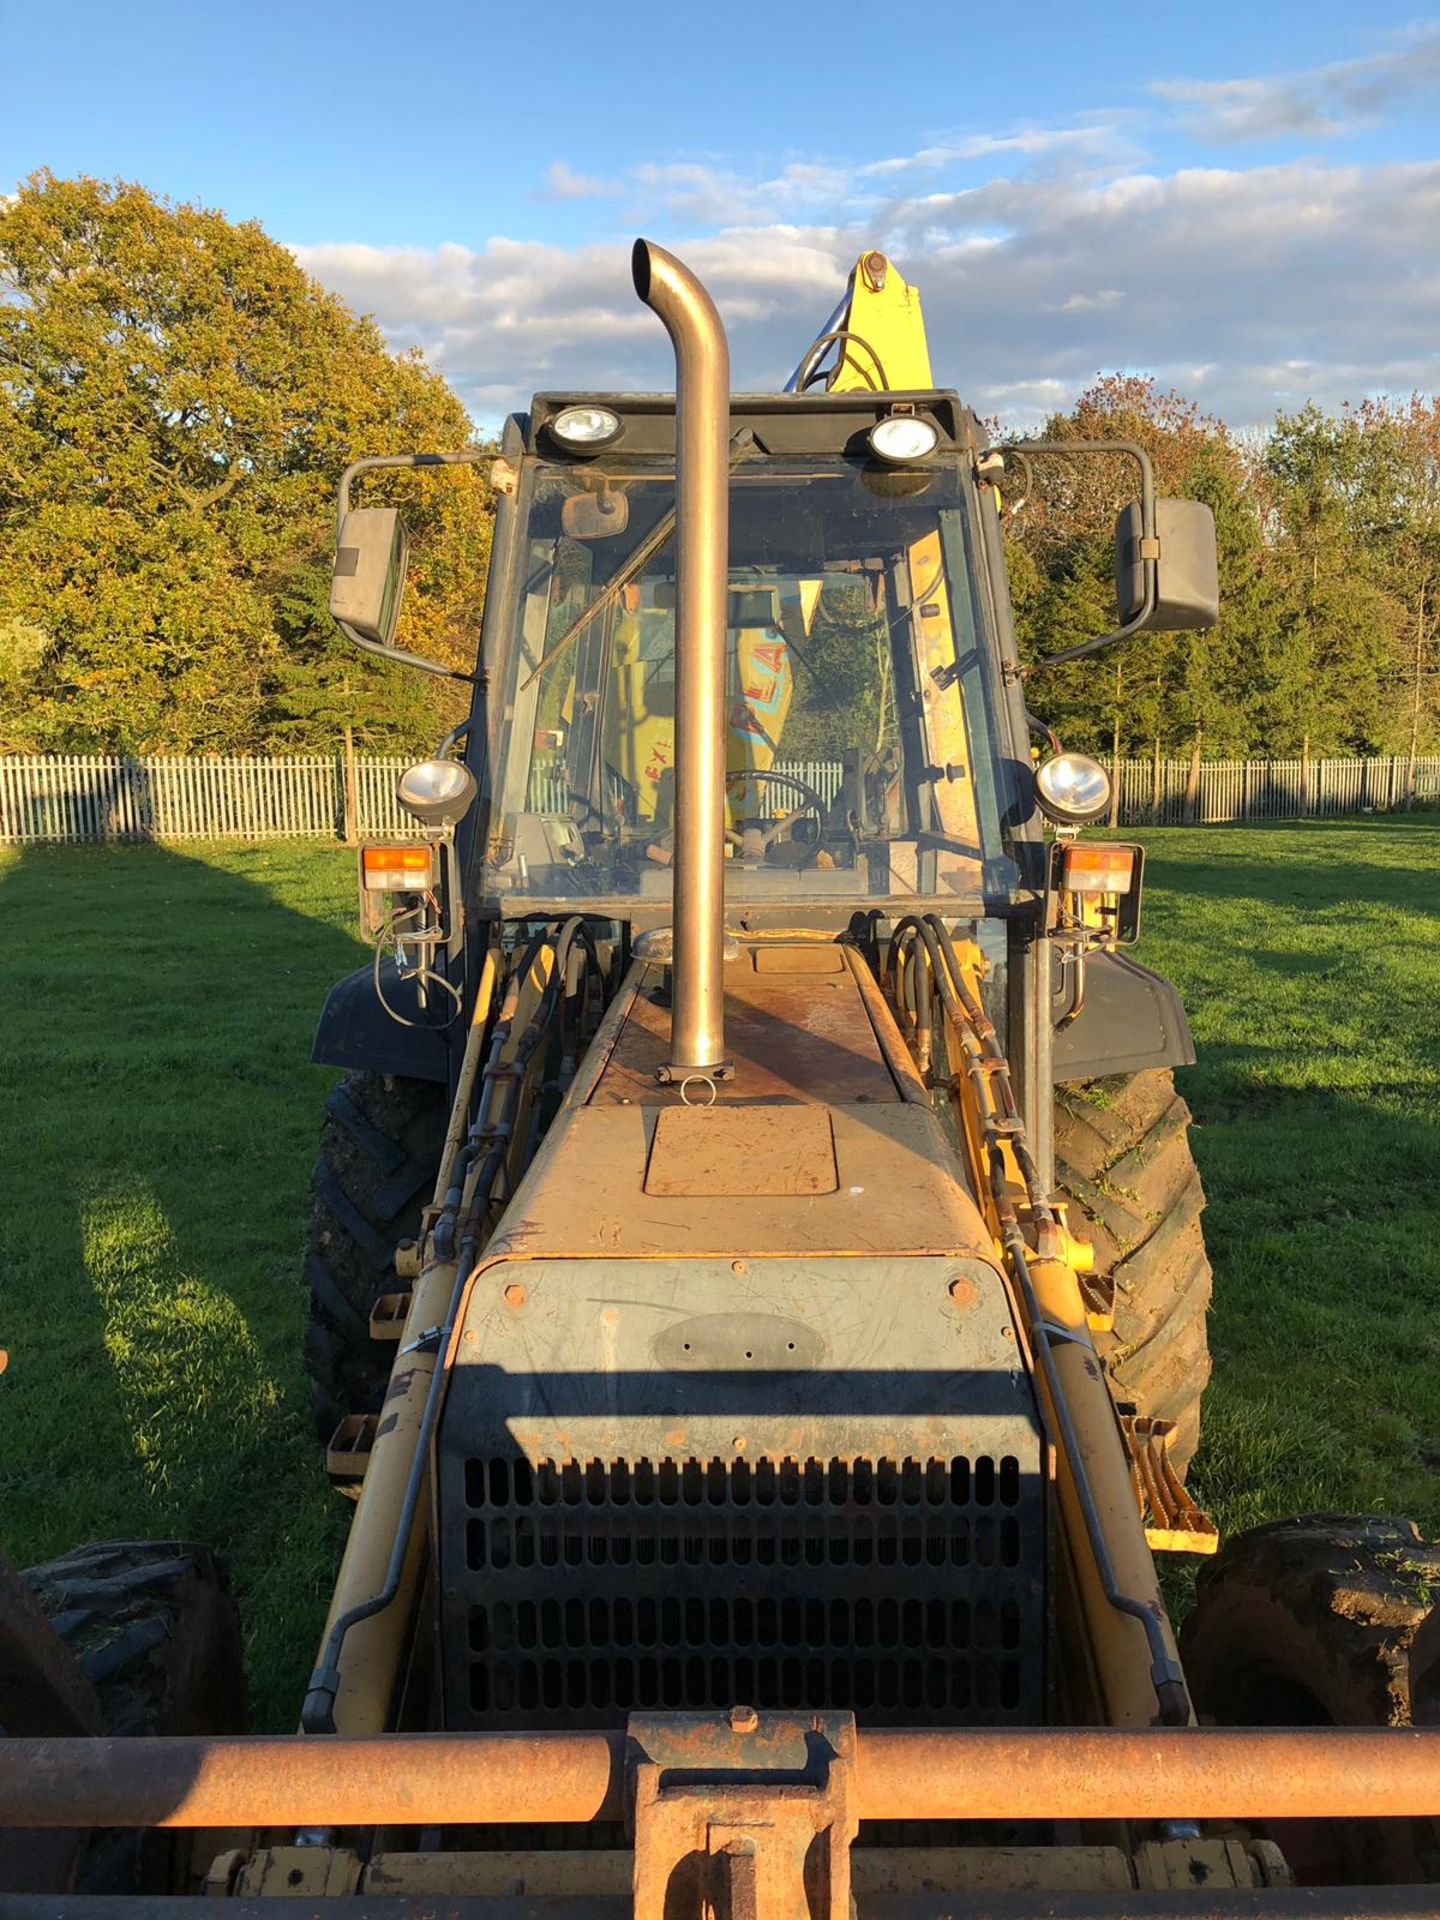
[722,768,829,855]
[645,767,830,866]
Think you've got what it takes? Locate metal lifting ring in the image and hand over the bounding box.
[678,1073,718,1108]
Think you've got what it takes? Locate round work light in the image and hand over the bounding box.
[396,758,478,829]
[548,404,623,449]
[868,414,939,463]
[1034,752,1112,826]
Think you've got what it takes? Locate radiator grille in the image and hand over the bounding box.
[454,1454,1040,1728]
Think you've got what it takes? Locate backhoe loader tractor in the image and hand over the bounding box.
[6,240,1440,1915]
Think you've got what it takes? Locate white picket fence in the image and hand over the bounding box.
[0,753,421,844]
[1,750,1437,845]
[1114,753,1440,825]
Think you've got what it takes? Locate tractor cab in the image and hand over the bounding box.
[482,394,1026,914]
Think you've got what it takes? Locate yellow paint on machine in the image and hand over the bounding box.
[906,530,982,853]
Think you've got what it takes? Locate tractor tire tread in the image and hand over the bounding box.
[1054,1067,1212,1476]
[1182,1514,1440,1722]
[21,1540,246,1738]
[304,1070,447,1442]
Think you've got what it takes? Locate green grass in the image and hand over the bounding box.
[1130,820,1440,1543]
[0,840,361,1729]
[1,820,1437,1727]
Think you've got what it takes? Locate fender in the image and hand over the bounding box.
[311,962,449,1083]
[1051,948,1195,1083]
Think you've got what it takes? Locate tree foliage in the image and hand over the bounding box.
[0,172,492,753]
[2,173,1435,768]
[1006,377,1440,762]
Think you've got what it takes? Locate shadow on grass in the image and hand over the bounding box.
[0,838,364,1728]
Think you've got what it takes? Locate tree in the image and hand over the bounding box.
[1005,377,1264,768]
[1347,397,1440,781]
[0,172,492,753]
[1259,406,1408,754]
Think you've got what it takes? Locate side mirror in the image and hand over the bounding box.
[1115,498,1218,632]
[330,507,411,648]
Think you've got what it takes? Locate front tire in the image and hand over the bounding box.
[1054,1068,1212,1473]
[1181,1515,1440,1883]
[21,1540,246,1893]
[303,1071,447,1442]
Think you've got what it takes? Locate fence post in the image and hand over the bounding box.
[341,726,359,847]
[1184,733,1203,824]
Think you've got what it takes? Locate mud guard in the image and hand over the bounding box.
[311,962,448,1083]
[1051,948,1195,1084]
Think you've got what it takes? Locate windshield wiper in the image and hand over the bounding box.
[520,428,757,691]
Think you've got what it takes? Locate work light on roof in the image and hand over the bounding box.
[549,404,623,449]
[868,413,939,464]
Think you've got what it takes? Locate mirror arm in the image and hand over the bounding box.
[333,617,473,682]
[334,451,493,683]
[981,438,1157,675]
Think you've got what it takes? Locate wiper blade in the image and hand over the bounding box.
[520,429,756,692]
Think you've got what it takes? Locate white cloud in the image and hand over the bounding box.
[860,121,1131,176]
[534,161,616,202]
[292,101,1440,433]
[1152,24,1440,144]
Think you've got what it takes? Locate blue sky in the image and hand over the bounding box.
[5,1,1439,427]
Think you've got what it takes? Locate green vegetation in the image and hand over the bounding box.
[0,173,492,757]
[0,839,360,1727]
[1009,380,1439,766]
[1,822,1436,1726]
[1132,820,1440,1540]
[3,175,1437,770]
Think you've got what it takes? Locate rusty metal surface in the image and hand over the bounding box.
[8,1727,1440,1830]
[1,1732,623,1830]
[483,1104,997,1263]
[840,947,930,1106]
[1120,1413,1219,1556]
[1,1893,1437,1919]
[643,1105,838,1195]
[5,1895,1440,1920]
[364,1846,1139,1899]
[589,953,903,1107]
[439,1256,1042,1731]
[630,1710,856,1920]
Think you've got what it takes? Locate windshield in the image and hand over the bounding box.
[486,455,1021,906]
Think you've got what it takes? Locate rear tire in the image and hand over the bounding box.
[304,1071,447,1442]
[1053,1068,1212,1474]
[1181,1515,1440,1883]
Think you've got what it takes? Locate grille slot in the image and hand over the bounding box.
[452,1454,1040,1729]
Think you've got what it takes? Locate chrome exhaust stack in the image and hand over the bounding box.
[632,239,731,1079]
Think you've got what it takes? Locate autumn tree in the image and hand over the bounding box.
[0,172,493,753]
[1005,377,1263,787]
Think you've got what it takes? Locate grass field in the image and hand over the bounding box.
[2,820,1438,1729]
